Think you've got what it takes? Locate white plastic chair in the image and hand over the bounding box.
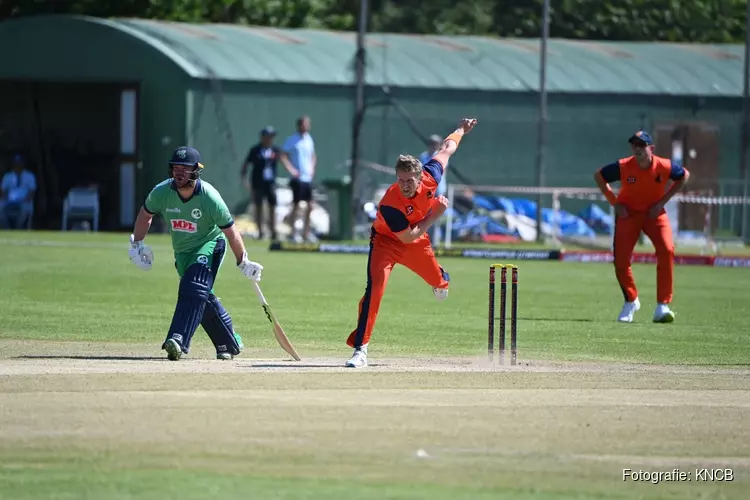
[61,187,100,231]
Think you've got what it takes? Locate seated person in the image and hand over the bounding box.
[0,154,36,229]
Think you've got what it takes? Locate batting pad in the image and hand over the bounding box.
[201,295,241,355]
[164,263,212,353]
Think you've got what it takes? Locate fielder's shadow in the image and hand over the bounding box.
[14,355,165,361]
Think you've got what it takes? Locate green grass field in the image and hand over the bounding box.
[1,230,749,500]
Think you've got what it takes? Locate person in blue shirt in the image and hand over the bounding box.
[0,153,36,229]
[280,115,317,243]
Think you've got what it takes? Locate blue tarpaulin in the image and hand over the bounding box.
[449,213,516,238]
[450,196,599,239]
[578,203,614,234]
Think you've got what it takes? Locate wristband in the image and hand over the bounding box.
[445,132,463,147]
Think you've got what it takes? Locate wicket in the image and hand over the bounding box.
[488,264,518,365]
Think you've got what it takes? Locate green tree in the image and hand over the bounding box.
[0,0,747,43]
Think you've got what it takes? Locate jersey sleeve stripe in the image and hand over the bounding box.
[422,159,443,185]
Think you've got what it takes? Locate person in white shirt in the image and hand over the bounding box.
[280,115,317,242]
[420,135,449,243]
[0,153,36,229]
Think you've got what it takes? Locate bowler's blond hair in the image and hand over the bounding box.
[394,154,422,176]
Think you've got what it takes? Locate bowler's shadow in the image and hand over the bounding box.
[247,363,382,369]
[511,317,595,323]
[14,355,164,361]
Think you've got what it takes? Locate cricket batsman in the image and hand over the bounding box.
[345,118,477,368]
[593,131,690,323]
[128,146,264,360]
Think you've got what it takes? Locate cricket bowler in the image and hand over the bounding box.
[344,118,477,368]
[593,131,690,323]
[128,146,264,360]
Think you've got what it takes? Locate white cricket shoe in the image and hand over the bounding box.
[346,346,368,368]
[433,287,449,301]
[653,303,675,323]
[164,338,183,361]
[617,297,641,323]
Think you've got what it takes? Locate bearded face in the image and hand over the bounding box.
[170,165,197,188]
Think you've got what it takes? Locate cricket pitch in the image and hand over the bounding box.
[0,340,748,500]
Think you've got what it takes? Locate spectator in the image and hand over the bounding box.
[280,115,317,243]
[420,134,449,243]
[242,126,281,241]
[0,153,36,229]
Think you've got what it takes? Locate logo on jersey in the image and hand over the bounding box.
[627,175,636,184]
[197,255,209,265]
[261,149,276,160]
[171,219,197,233]
[406,206,414,215]
[166,208,181,213]
[191,208,202,219]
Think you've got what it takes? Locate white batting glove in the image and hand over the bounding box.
[237,251,263,281]
[128,234,154,271]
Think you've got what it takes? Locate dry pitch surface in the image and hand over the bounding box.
[1,340,748,500]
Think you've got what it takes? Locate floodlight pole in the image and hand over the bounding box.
[349,0,368,241]
[535,0,551,243]
[740,0,750,243]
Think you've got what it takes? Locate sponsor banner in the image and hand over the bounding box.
[269,243,750,268]
[268,242,321,253]
[455,248,560,261]
[320,244,370,254]
[270,242,560,261]
[666,254,714,266]
[560,251,713,266]
[560,251,613,263]
[713,256,750,268]
[560,251,745,267]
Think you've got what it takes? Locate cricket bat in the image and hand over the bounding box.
[252,281,302,361]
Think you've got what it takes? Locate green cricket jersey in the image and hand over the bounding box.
[144,179,234,254]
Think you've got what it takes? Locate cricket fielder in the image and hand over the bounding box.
[345,118,478,368]
[593,131,690,323]
[128,146,264,360]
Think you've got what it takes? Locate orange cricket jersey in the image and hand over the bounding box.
[599,155,688,212]
[372,158,443,241]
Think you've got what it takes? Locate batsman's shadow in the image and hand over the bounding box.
[14,355,165,361]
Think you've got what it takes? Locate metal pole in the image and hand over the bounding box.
[349,0,368,240]
[535,0,551,243]
[445,184,455,249]
[740,0,750,242]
